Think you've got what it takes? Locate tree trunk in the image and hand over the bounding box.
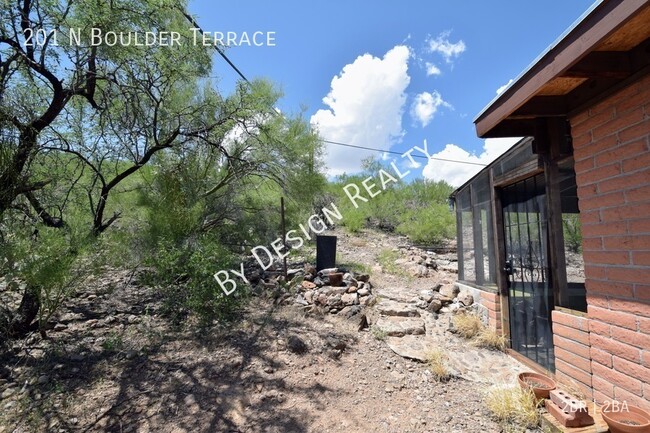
[7,284,40,338]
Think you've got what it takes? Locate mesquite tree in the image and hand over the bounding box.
[0,0,324,338]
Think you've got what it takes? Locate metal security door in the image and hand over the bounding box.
[502,175,555,371]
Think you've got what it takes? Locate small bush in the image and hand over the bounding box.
[425,349,450,382]
[485,385,540,431]
[474,328,507,351]
[370,326,387,341]
[147,236,248,327]
[452,312,483,339]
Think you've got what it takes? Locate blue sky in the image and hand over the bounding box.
[189,0,596,185]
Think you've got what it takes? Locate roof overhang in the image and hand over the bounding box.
[475,0,650,138]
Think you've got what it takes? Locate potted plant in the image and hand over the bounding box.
[517,372,557,399]
[601,402,650,433]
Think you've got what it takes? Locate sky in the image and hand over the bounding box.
[189,0,596,186]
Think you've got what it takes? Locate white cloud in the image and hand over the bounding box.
[496,79,514,95]
[422,137,522,186]
[310,45,411,177]
[410,91,450,127]
[425,62,441,76]
[426,31,466,63]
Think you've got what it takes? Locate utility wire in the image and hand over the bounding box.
[183,11,487,168]
[322,140,487,166]
[181,11,250,84]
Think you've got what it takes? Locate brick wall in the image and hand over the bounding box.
[570,72,650,412]
[551,310,592,399]
[479,290,501,332]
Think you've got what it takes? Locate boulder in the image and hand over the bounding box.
[457,291,474,306]
[357,274,370,282]
[341,293,359,306]
[419,290,434,303]
[439,283,459,299]
[426,299,443,313]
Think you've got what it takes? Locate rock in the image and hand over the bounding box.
[341,293,359,306]
[318,268,338,276]
[433,291,453,305]
[457,291,474,306]
[304,263,316,276]
[286,335,308,354]
[357,274,370,282]
[376,300,420,317]
[346,285,358,293]
[426,299,443,313]
[374,316,425,337]
[184,394,197,405]
[339,305,362,319]
[357,288,370,296]
[304,290,315,303]
[329,287,348,295]
[409,265,429,278]
[53,323,68,331]
[1,388,16,399]
[313,277,325,287]
[37,375,49,385]
[287,268,302,280]
[70,354,84,362]
[385,335,435,362]
[419,290,434,303]
[301,281,317,290]
[439,283,459,299]
[293,295,309,306]
[263,366,274,374]
[359,295,375,306]
[325,336,347,351]
[125,350,138,360]
[327,294,342,307]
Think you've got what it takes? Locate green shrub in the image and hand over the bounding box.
[147,235,247,327]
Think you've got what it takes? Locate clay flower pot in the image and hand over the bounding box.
[601,403,650,433]
[328,272,344,287]
[517,372,557,399]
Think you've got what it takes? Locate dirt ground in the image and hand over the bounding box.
[0,229,533,433]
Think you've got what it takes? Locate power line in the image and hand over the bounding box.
[322,140,487,166]
[183,12,487,168]
[181,11,250,84]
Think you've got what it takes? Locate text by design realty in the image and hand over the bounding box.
[214,141,435,296]
[23,27,276,47]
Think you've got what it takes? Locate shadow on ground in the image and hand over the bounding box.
[0,287,356,433]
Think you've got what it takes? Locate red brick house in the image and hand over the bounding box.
[451,0,650,411]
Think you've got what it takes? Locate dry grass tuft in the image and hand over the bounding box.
[425,349,450,382]
[452,312,483,339]
[485,385,541,432]
[473,327,508,351]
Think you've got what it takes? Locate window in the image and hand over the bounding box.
[557,158,586,312]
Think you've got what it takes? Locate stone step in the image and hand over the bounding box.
[374,316,425,337]
[375,299,420,317]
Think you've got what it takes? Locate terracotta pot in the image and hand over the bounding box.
[517,372,557,399]
[601,403,650,433]
[328,272,344,287]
